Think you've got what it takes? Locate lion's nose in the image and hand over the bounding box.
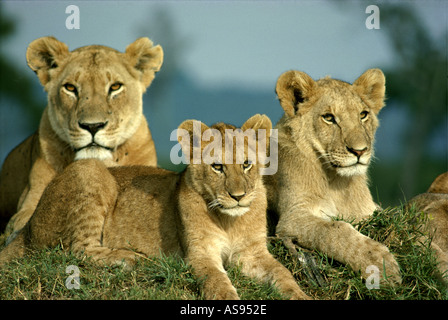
[346,146,367,158]
[78,121,108,136]
[229,192,246,202]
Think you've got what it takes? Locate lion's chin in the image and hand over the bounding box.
[74,146,113,161]
[336,164,368,177]
[219,207,250,217]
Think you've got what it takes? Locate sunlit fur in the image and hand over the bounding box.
[0,36,163,236]
[406,172,448,283]
[0,114,310,300]
[266,69,402,285]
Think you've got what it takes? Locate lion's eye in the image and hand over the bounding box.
[211,163,223,172]
[109,83,122,93]
[322,113,336,124]
[242,160,252,171]
[360,111,369,120]
[63,83,78,95]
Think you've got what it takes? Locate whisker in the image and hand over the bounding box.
[207,199,222,210]
[316,153,334,167]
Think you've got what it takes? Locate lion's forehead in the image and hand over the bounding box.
[71,46,122,61]
[60,50,129,79]
[318,85,364,106]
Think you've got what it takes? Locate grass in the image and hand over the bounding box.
[0,205,446,300]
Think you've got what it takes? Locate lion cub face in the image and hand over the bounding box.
[178,115,272,217]
[26,36,163,161]
[276,69,386,177]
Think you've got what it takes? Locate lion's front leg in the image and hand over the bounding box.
[79,246,138,268]
[277,213,401,286]
[5,157,56,243]
[186,243,239,300]
[200,266,239,300]
[59,160,136,266]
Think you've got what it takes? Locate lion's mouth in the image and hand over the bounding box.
[330,162,361,168]
[73,142,114,161]
[208,200,251,217]
[330,161,369,177]
[330,159,369,169]
[74,142,113,153]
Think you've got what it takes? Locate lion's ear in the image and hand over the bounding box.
[26,36,69,86]
[241,114,272,150]
[242,114,272,132]
[353,68,386,114]
[177,120,210,162]
[125,37,164,90]
[242,114,272,140]
[275,70,316,117]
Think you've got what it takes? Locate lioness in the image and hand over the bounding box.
[0,114,310,300]
[266,69,401,284]
[0,36,163,234]
[407,172,448,282]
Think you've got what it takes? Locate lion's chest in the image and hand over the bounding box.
[214,233,239,267]
[319,184,376,221]
[208,227,248,268]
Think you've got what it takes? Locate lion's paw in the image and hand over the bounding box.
[358,237,401,286]
[203,283,240,300]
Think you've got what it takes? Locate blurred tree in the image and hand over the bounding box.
[381,4,447,198]
[0,3,44,131]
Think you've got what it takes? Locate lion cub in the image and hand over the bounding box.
[0,114,310,300]
[266,69,401,285]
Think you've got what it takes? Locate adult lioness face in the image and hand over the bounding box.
[26,36,163,160]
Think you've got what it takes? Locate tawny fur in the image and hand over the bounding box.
[265,69,401,284]
[0,36,163,235]
[406,172,448,282]
[0,114,310,300]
